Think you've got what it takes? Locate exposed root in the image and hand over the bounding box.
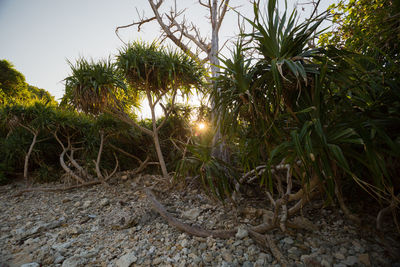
[334,177,361,225]
[144,188,236,238]
[377,193,400,231]
[14,180,101,197]
[248,230,288,267]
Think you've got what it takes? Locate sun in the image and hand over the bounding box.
[197,122,207,131]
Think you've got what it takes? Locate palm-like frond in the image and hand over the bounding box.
[62,58,128,114]
[117,41,204,95]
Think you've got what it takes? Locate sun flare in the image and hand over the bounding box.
[197,122,206,131]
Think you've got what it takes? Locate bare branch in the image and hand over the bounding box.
[23,130,38,182]
[217,0,230,32]
[67,149,93,180]
[148,0,197,59]
[105,153,119,181]
[54,133,85,185]
[113,109,154,136]
[109,144,144,163]
[199,0,211,8]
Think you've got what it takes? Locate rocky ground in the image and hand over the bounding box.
[0,174,399,267]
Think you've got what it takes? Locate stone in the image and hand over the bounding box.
[20,263,40,267]
[235,226,249,239]
[52,240,74,252]
[116,251,138,267]
[358,253,371,266]
[222,251,233,262]
[180,239,189,247]
[153,257,163,265]
[343,255,358,266]
[334,252,345,260]
[99,198,110,207]
[202,252,213,263]
[82,200,92,208]
[321,259,331,267]
[243,261,253,267]
[282,237,294,245]
[61,256,87,267]
[182,208,201,220]
[54,254,65,264]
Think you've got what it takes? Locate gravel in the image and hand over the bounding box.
[0,174,399,266]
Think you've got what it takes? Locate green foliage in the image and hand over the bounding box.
[117,41,204,95]
[0,59,28,103]
[320,0,400,59]
[27,85,58,106]
[176,129,237,201]
[0,59,57,106]
[213,0,399,205]
[62,58,132,114]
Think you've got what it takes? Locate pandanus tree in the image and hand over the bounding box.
[214,0,399,232]
[63,42,203,179]
[116,42,204,179]
[62,58,132,115]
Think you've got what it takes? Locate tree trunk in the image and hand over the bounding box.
[147,88,169,179]
[209,0,229,162]
[24,130,38,182]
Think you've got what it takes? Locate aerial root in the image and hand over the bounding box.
[144,188,314,266]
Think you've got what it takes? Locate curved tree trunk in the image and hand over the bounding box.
[24,130,38,183]
[146,88,169,179]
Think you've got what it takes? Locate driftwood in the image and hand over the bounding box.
[145,188,236,238]
[144,187,314,266]
[14,180,101,197]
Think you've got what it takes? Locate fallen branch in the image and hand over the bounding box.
[14,180,101,197]
[145,188,236,238]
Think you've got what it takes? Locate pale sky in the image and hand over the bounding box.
[0,0,335,118]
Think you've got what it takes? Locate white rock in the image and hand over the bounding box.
[282,237,294,245]
[61,256,86,267]
[116,251,138,267]
[181,239,189,247]
[20,263,40,267]
[82,200,92,209]
[99,198,110,207]
[182,208,201,220]
[343,255,358,266]
[235,226,249,239]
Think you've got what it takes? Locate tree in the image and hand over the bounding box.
[62,58,130,114]
[0,59,29,104]
[63,42,203,179]
[116,0,232,161]
[0,59,57,106]
[116,41,204,179]
[27,85,58,106]
[320,0,400,58]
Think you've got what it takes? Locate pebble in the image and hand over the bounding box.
[235,225,249,239]
[282,237,294,245]
[20,263,40,267]
[334,252,345,260]
[358,253,371,266]
[115,251,138,267]
[182,207,201,220]
[0,177,398,267]
[99,198,110,207]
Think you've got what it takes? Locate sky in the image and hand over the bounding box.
[0,0,336,118]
